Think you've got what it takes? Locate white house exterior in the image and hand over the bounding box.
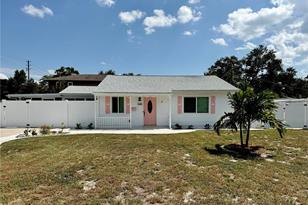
[93,75,238,129]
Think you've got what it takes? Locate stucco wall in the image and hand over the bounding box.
[171,91,231,128]
[96,92,231,128]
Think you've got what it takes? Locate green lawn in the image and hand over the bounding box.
[1,130,308,204]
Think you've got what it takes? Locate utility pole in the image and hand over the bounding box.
[26,60,31,80]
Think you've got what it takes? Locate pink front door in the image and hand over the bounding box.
[144,97,156,126]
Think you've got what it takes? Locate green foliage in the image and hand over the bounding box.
[40,125,51,135]
[75,123,82,129]
[31,129,37,136]
[205,56,242,87]
[205,45,308,98]
[87,123,94,129]
[98,69,116,75]
[54,67,79,77]
[214,87,285,147]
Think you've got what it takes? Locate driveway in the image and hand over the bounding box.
[0,128,25,144]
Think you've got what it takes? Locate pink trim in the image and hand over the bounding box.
[105,96,110,114]
[177,96,182,114]
[125,96,130,114]
[211,96,216,114]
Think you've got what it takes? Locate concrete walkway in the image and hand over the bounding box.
[68,129,195,135]
[0,128,196,145]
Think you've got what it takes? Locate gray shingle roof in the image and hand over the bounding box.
[60,86,96,94]
[46,74,106,82]
[94,75,238,93]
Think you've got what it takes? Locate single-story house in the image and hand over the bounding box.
[93,75,238,129]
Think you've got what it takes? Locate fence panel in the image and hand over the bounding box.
[0,100,94,128]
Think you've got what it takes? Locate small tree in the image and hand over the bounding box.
[214,87,285,148]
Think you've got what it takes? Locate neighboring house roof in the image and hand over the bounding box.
[45,74,106,82]
[6,86,96,99]
[60,86,96,94]
[94,75,238,93]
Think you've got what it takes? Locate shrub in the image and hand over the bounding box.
[75,123,82,129]
[31,129,38,136]
[87,123,94,129]
[40,125,51,135]
[24,129,30,137]
[174,123,182,129]
[188,125,194,129]
[204,124,211,129]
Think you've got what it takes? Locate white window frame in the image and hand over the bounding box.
[111,96,125,114]
[183,96,209,114]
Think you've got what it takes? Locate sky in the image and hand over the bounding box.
[1,0,308,80]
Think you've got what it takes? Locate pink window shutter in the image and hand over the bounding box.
[105,96,110,114]
[125,96,130,114]
[177,96,182,114]
[210,96,216,114]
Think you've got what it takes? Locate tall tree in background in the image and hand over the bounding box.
[205,45,308,98]
[98,69,116,75]
[54,67,79,77]
[7,70,27,94]
[7,70,39,94]
[205,56,243,87]
[242,45,284,95]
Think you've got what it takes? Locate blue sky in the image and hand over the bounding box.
[1,0,307,79]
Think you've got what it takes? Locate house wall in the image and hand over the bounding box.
[171,91,231,128]
[0,100,94,128]
[96,95,169,128]
[95,92,231,129]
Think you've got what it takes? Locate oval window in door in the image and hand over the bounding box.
[148,100,153,113]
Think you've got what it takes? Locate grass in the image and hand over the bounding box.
[1,130,308,204]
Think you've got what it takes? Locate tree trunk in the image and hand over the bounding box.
[245,120,251,147]
[239,123,244,148]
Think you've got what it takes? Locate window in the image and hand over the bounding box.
[112,97,124,113]
[184,97,196,113]
[183,97,209,113]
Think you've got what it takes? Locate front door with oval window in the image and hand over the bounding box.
[144,97,157,126]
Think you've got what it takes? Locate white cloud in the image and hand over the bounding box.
[119,10,145,24]
[188,0,201,4]
[21,4,53,18]
[183,30,197,36]
[143,10,177,34]
[219,3,294,41]
[0,73,8,80]
[297,56,308,66]
[211,38,228,46]
[177,6,201,24]
[127,29,133,36]
[48,69,55,75]
[235,42,257,51]
[96,0,115,7]
[267,30,308,66]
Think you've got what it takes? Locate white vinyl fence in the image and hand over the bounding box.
[275,99,308,128]
[0,100,94,128]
